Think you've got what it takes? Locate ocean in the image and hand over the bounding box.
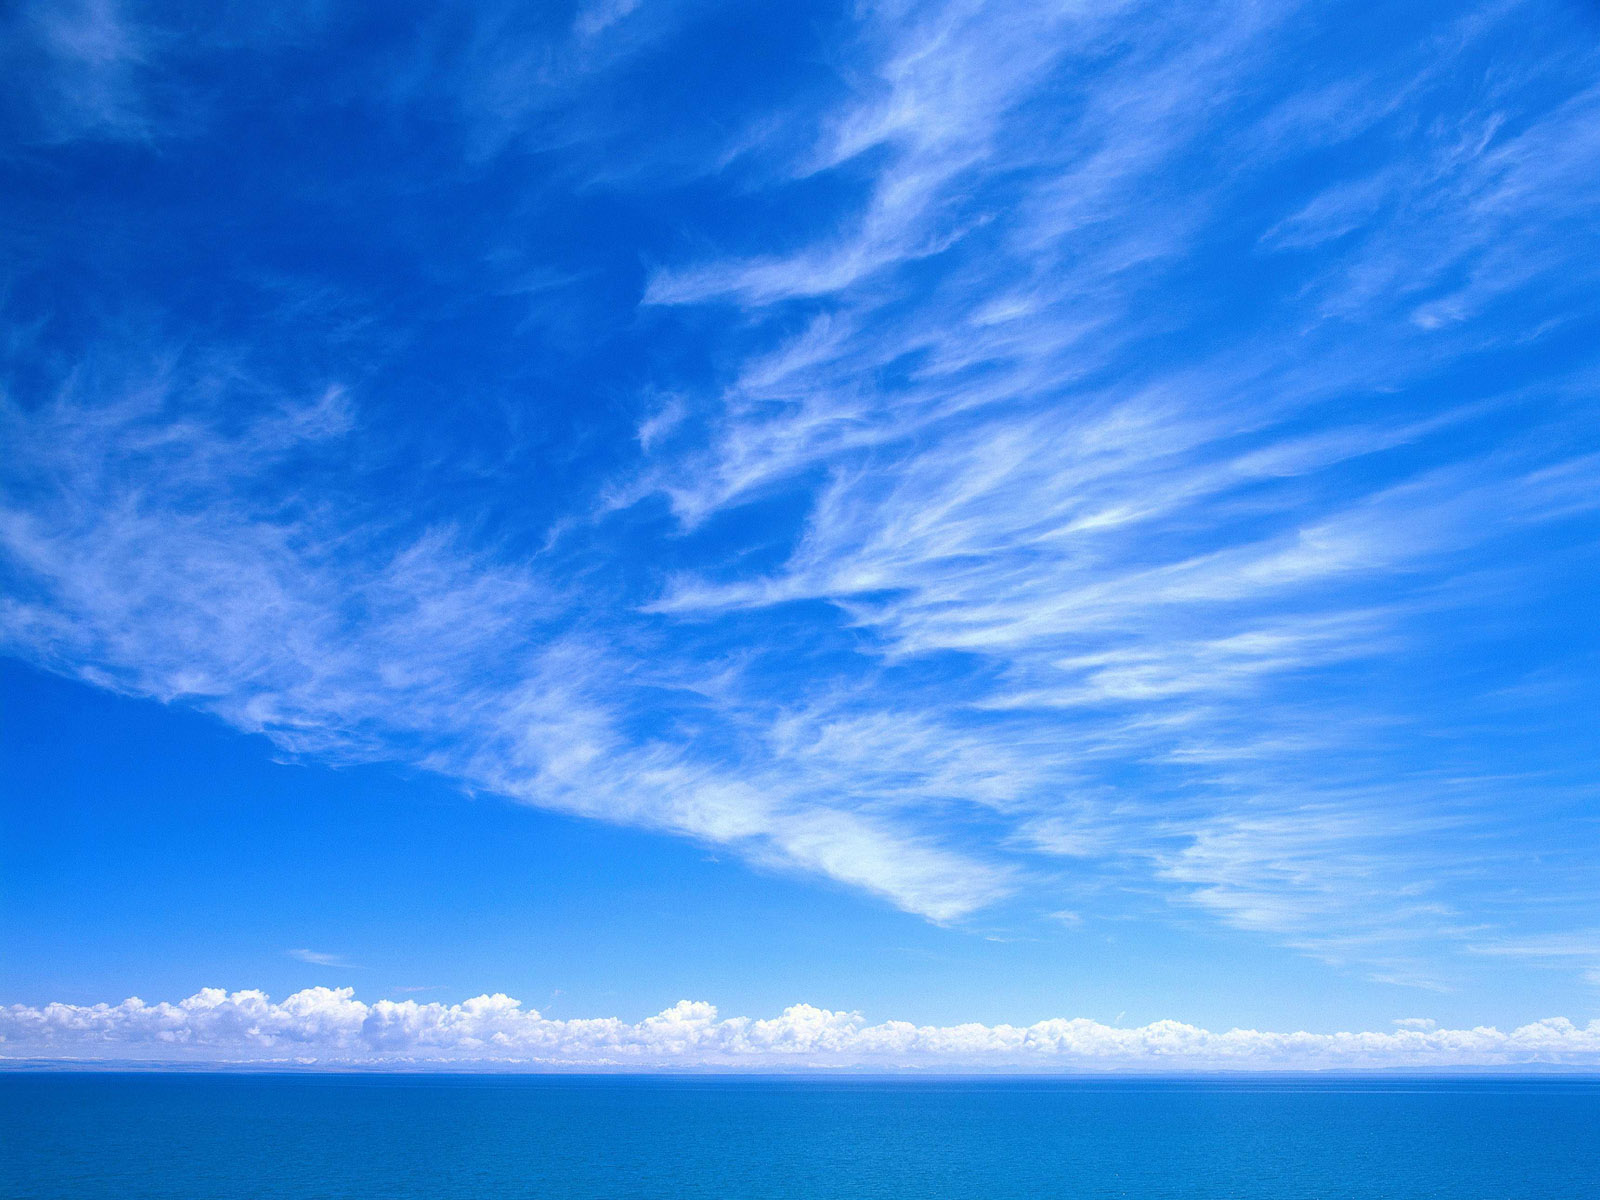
[2,1074,1596,1198]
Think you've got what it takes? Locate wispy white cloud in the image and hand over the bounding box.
[645,0,1106,306]
[1469,933,1600,959]
[5,987,1598,1069]
[3,0,1597,988]
[1466,933,1600,990]
[0,0,155,143]
[620,0,1600,974]
[0,0,341,145]
[288,949,359,969]
[0,376,1009,921]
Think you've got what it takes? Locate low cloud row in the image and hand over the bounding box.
[5,989,1598,1070]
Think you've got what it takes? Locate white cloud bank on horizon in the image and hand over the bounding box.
[4,988,1598,1070]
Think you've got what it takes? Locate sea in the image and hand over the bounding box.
[2,1074,1596,1198]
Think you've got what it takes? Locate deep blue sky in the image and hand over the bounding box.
[2,0,1599,1053]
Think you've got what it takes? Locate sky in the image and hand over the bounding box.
[1,0,1598,1069]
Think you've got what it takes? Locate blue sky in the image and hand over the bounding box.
[2,0,1599,1066]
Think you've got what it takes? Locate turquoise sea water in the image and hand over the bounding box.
[2,1074,1596,1198]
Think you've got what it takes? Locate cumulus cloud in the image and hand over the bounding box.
[3,988,1598,1070]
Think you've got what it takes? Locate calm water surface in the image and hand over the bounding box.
[2,1074,1596,1198]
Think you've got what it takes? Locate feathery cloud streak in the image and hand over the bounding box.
[2,0,1598,987]
[633,0,1600,966]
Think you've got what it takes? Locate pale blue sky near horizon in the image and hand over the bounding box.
[2,0,1599,1053]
